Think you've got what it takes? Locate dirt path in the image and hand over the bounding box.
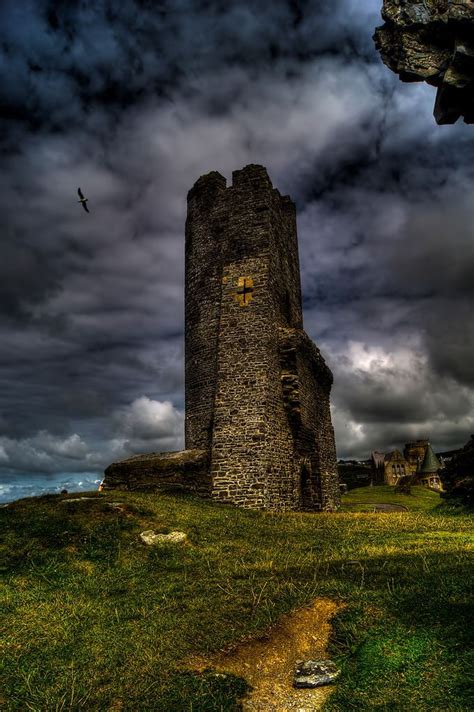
[187,598,343,711]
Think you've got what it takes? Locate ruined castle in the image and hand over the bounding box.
[103,164,340,511]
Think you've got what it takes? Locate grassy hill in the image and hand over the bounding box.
[1,488,472,711]
[340,485,442,512]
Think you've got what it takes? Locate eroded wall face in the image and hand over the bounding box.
[211,255,297,509]
[185,172,227,452]
[279,328,340,511]
[209,167,298,509]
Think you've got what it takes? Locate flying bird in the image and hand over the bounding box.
[77,187,90,213]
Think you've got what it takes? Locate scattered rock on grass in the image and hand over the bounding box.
[293,659,340,688]
[61,497,100,502]
[140,530,187,545]
[60,497,125,510]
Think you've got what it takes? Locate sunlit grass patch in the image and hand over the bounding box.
[340,485,442,512]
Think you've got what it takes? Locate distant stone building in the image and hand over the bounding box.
[417,444,443,490]
[383,449,413,486]
[370,451,387,485]
[404,439,429,470]
[371,439,443,490]
[103,165,340,511]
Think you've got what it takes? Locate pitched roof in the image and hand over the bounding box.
[371,451,385,468]
[385,449,406,463]
[419,443,441,474]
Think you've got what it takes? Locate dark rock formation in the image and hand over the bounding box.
[374,1,474,124]
[441,434,474,507]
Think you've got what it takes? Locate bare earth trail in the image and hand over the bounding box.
[187,598,343,712]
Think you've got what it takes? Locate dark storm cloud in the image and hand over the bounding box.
[298,126,474,456]
[0,0,472,490]
[0,395,184,478]
[299,144,474,333]
[0,234,62,319]
[0,0,375,144]
[326,335,474,460]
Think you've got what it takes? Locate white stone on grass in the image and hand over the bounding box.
[140,530,187,545]
[293,659,340,688]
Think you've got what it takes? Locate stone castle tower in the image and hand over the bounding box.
[103,164,340,511]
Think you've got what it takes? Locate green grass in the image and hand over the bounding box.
[1,490,473,711]
[340,485,442,512]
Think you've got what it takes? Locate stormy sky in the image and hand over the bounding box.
[1,0,473,500]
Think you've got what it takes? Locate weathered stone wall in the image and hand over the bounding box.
[102,450,211,495]
[374,0,474,124]
[297,333,340,510]
[185,172,227,452]
[383,450,416,485]
[209,166,299,509]
[279,328,340,510]
[404,439,429,466]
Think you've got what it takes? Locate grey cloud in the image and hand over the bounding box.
[330,343,474,460]
[0,396,184,477]
[298,123,474,395]
[422,303,474,387]
[332,402,474,461]
[114,396,184,441]
[0,235,62,319]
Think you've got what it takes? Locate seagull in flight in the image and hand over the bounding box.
[77,187,90,213]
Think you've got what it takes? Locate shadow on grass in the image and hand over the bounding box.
[324,549,473,711]
[155,671,250,712]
